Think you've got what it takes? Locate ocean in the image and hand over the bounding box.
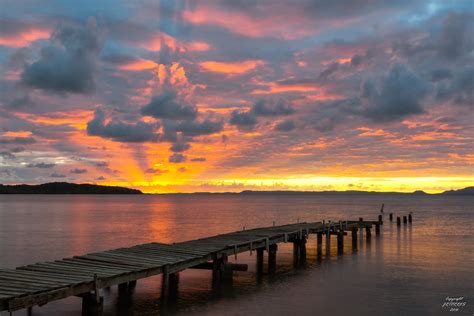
[0,194,473,315]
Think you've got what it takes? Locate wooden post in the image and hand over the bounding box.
[408,213,412,223]
[82,292,103,316]
[375,223,380,235]
[256,248,264,274]
[118,282,128,296]
[403,216,407,224]
[380,203,384,213]
[389,213,393,221]
[161,265,170,299]
[351,227,358,250]
[268,244,277,274]
[366,227,372,241]
[169,273,180,298]
[299,237,307,261]
[128,280,137,290]
[397,216,401,226]
[359,217,363,222]
[337,230,344,254]
[317,233,323,256]
[378,214,383,225]
[325,228,331,255]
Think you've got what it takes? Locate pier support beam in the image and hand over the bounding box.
[268,244,277,274]
[256,247,264,274]
[325,228,331,255]
[351,227,358,250]
[82,293,103,316]
[403,216,407,224]
[366,227,372,241]
[375,223,380,236]
[337,230,344,254]
[161,265,170,299]
[408,213,412,223]
[397,216,401,226]
[316,233,323,257]
[389,213,393,221]
[378,215,383,225]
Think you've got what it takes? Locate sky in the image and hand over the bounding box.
[0,0,473,193]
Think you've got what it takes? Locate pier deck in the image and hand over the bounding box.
[0,220,374,313]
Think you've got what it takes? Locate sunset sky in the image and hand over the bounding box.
[0,0,473,193]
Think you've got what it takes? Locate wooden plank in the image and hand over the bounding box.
[0,274,70,287]
[6,270,88,283]
[60,258,136,272]
[80,254,158,267]
[75,255,148,269]
[31,263,115,277]
[17,266,97,279]
[53,260,129,274]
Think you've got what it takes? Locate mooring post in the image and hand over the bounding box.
[317,232,323,256]
[351,227,358,250]
[375,223,380,235]
[397,216,401,226]
[256,247,264,274]
[380,203,384,213]
[337,230,344,254]
[169,272,180,299]
[403,216,407,224]
[408,213,412,223]
[389,213,393,221]
[118,282,129,296]
[378,214,383,225]
[325,227,331,255]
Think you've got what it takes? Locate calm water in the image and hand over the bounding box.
[0,194,473,315]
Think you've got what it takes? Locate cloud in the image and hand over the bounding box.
[27,162,55,168]
[229,109,258,131]
[199,60,264,74]
[360,64,428,122]
[170,142,191,152]
[95,161,108,167]
[438,12,473,60]
[0,136,36,144]
[169,119,224,136]
[251,99,294,116]
[50,172,66,178]
[191,157,206,162]
[20,18,103,93]
[96,176,106,180]
[87,109,159,143]
[275,120,296,132]
[70,168,87,174]
[141,91,197,120]
[145,168,167,174]
[0,19,51,47]
[169,153,186,163]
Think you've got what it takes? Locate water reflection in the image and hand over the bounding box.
[0,195,473,315]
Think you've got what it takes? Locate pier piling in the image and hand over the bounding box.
[408,213,412,223]
[403,216,407,224]
[351,227,358,250]
[397,216,401,226]
[375,223,380,235]
[337,230,344,254]
[389,213,393,221]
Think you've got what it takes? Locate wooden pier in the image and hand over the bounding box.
[0,219,380,314]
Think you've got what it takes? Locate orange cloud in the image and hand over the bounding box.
[187,41,210,51]
[199,60,264,75]
[118,59,158,71]
[0,27,50,47]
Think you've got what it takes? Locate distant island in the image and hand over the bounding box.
[0,182,142,194]
[239,187,474,196]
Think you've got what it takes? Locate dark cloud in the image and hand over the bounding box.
[438,12,473,60]
[96,176,106,180]
[360,64,428,122]
[251,99,294,116]
[169,153,186,163]
[87,109,159,142]
[27,162,55,168]
[437,67,474,107]
[169,119,224,136]
[141,92,197,120]
[145,168,167,174]
[50,172,66,178]
[229,109,258,131]
[170,142,191,153]
[20,19,103,93]
[191,157,206,162]
[95,161,108,167]
[70,168,87,174]
[0,137,36,144]
[0,152,15,159]
[10,146,25,153]
[275,120,296,132]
